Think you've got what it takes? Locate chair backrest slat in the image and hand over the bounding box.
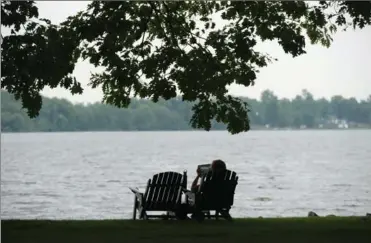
[142,178,151,208]
[145,174,157,209]
[164,172,175,207]
[153,173,165,209]
[157,172,170,209]
[170,173,182,208]
[145,171,184,210]
[149,173,161,209]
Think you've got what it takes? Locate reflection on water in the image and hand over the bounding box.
[1,130,371,219]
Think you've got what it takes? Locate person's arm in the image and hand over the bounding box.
[191,175,200,190]
[191,168,201,192]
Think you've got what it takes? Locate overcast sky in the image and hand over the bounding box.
[35,1,371,103]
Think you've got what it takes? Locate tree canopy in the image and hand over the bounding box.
[1,1,371,134]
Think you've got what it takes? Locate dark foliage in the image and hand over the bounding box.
[1,1,371,134]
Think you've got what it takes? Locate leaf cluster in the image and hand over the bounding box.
[1,1,370,134]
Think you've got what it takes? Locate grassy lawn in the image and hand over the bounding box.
[2,217,371,243]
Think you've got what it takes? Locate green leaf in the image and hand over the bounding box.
[190,36,197,44]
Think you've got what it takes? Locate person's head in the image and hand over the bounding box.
[211,159,227,174]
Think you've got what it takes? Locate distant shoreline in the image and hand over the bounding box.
[3,90,371,135]
[2,127,371,134]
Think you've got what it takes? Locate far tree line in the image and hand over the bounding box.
[1,90,370,132]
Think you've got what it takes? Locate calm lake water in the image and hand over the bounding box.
[1,130,371,219]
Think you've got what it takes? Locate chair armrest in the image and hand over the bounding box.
[129,187,144,204]
[183,190,196,205]
[182,188,192,193]
[129,187,142,195]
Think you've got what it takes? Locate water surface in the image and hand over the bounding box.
[1,130,370,219]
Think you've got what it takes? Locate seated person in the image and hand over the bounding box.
[191,159,227,192]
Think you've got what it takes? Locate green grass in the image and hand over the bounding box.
[2,217,371,243]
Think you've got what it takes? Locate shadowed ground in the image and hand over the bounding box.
[2,217,371,243]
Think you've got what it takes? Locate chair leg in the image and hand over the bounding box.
[221,210,232,221]
[137,205,148,220]
[192,208,205,222]
[206,211,211,219]
[132,197,138,220]
[139,208,144,219]
[197,211,205,222]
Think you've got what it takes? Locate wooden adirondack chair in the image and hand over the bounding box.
[130,171,187,220]
[186,169,238,221]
